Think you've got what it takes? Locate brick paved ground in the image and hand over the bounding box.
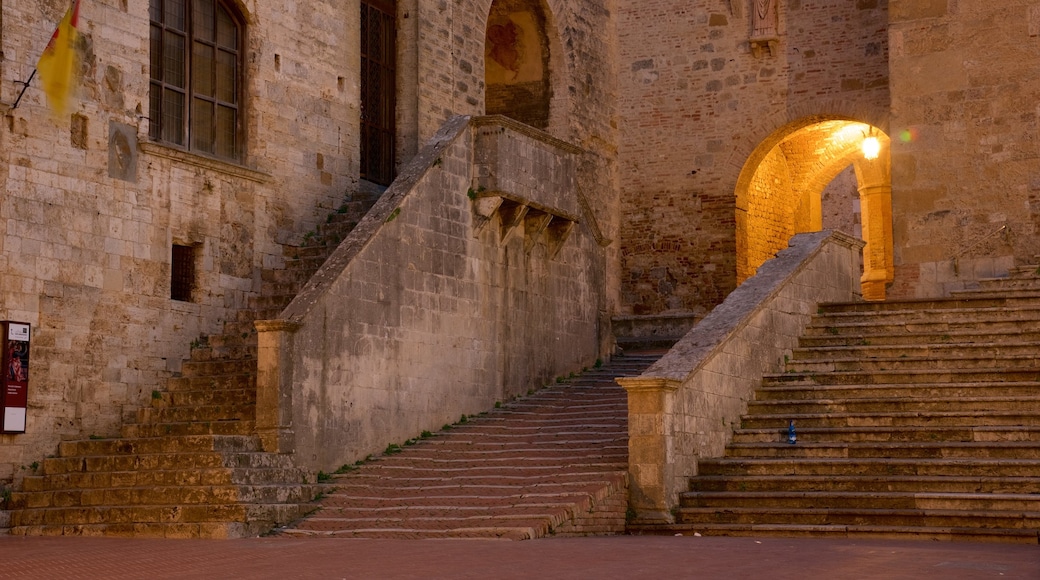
[0,535,1037,579]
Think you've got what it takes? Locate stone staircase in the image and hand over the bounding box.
[6,200,375,538]
[630,272,1040,543]
[277,353,661,539]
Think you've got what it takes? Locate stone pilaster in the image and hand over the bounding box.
[254,319,302,454]
[858,182,894,301]
[617,376,681,524]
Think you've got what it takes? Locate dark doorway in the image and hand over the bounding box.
[361,0,397,186]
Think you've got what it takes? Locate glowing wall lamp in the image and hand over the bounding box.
[862,129,881,160]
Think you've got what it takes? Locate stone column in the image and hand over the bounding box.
[617,376,682,524]
[858,183,894,301]
[254,319,302,453]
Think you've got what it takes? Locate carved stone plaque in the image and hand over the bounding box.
[108,121,138,182]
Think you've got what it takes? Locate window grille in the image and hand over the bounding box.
[171,244,195,302]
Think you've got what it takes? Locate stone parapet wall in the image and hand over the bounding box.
[618,231,864,522]
[258,116,606,470]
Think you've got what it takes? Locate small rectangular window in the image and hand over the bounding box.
[171,244,195,301]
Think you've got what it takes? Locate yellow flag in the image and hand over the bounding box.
[37,0,82,118]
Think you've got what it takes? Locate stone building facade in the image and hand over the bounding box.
[0,0,617,483]
[2,0,1039,499]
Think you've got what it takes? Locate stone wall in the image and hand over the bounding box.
[888,0,1039,297]
[618,0,889,316]
[259,117,603,470]
[743,147,796,281]
[0,1,357,481]
[619,230,864,521]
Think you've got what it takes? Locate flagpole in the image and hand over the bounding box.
[11,69,37,111]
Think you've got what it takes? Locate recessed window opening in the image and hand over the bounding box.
[171,244,196,302]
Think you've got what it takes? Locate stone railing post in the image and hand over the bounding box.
[616,376,682,524]
[254,319,301,453]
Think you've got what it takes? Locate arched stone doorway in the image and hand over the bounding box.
[735,119,893,300]
[484,0,554,129]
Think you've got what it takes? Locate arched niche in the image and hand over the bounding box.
[484,0,553,130]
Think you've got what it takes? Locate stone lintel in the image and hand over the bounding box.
[141,142,273,183]
[254,319,303,334]
[616,376,681,393]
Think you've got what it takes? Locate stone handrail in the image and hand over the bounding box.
[617,230,865,523]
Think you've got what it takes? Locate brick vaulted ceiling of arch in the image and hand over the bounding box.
[739,120,871,282]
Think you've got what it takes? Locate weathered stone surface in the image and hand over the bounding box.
[272,117,604,470]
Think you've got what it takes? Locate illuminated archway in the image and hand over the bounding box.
[735,119,893,300]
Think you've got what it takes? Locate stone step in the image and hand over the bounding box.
[630,523,1040,543]
[336,461,624,480]
[672,507,1040,531]
[217,321,257,340]
[416,435,625,450]
[283,521,546,540]
[790,341,1040,361]
[731,426,1040,444]
[724,441,1040,460]
[689,474,1040,494]
[786,354,1040,373]
[740,410,1040,429]
[763,368,1040,386]
[333,464,627,487]
[10,501,310,538]
[40,450,296,476]
[199,332,256,351]
[188,343,257,362]
[58,435,260,457]
[952,289,1040,300]
[698,457,1040,478]
[180,359,258,377]
[754,381,1040,401]
[745,396,1040,416]
[164,374,256,392]
[680,491,1040,512]
[20,466,308,492]
[799,329,1040,348]
[11,483,312,515]
[437,424,626,438]
[359,451,628,471]
[120,420,255,438]
[137,405,255,425]
[978,277,1040,290]
[818,297,1040,315]
[152,388,256,408]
